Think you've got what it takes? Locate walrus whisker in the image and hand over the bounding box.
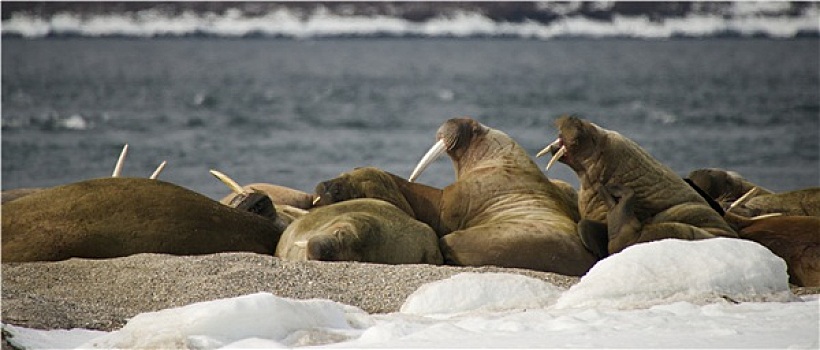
[111,144,128,178]
[409,139,446,182]
[726,187,759,213]
[544,145,567,173]
[536,138,561,158]
[149,160,167,180]
[209,169,245,195]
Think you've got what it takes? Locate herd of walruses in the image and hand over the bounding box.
[3,116,818,287]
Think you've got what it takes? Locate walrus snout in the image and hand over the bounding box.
[306,235,342,261]
[314,180,344,206]
[536,137,567,173]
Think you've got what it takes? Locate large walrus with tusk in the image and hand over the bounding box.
[408,117,597,276]
[275,198,443,265]
[2,178,285,262]
[536,115,738,256]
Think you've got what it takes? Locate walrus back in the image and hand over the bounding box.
[2,178,281,262]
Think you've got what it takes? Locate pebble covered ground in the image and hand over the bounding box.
[1,252,582,331]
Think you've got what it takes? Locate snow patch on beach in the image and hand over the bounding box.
[4,238,817,349]
[555,238,795,310]
[77,294,370,349]
[401,272,565,316]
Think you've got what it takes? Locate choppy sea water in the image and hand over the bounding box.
[2,38,818,200]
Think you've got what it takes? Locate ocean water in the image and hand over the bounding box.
[2,38,818,200]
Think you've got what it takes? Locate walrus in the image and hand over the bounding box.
[2,178,284,262]
[724,212,820,287]
[537,116,737,256]
[409,117,597,276]
[211,169,314,226]
[313,166,447,236]
[687,168,773,205]
[732,188,820,217]
[275,198,443,265]
[220,183,315,211]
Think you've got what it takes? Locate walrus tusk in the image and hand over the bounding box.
[409,139,446,182]
[112,144,128,178]
[750,213,783,221]
[312,196,321,206]
[726,187,759,213]
[209,169,245,195]
[149,161,167,180]
[294,240,308,248]
[536,138,561,158]
[544,145,567,173]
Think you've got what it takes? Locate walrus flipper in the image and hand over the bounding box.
[578,219,609,259]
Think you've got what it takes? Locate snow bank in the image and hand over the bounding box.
[400,272,564,316]
[555,238,795,310]
[78,292,369,349]
[1,324,105,350]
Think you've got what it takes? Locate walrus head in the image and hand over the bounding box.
[537,115,605,173]
[409,117,489,182]
[314,167,416,217]
[304,222,362,261]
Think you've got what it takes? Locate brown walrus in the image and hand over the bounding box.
[409,117,597,276]
[687,168,773,206]
[275,198,443,265]
[734,188,820,217]
[2,178,284,262]
[537,116,737,256]
[220,183,315,210]
[724,212,820,287]
[313,166,447,236]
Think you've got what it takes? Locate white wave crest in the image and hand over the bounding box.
[2,4,818,39]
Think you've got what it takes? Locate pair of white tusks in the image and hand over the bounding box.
[725,187,783,220]
[409,139,447,183]
[726,187,759,214]
[536,139,566,174]
[112,144,167,180]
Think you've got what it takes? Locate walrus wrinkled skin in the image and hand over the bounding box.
[410,117,597,276]
[220,183,315,210]
[724,213,820,287]
[275,198,443,265]
[2,178,284,262]
[687,168,773,206]
[542,116,737,255]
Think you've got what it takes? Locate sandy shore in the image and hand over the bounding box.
[1,252,581,332]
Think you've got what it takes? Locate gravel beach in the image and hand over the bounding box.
[1,252,581,332]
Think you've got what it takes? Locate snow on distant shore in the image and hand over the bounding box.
[3,3,818,39]
[4,238,819,349]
